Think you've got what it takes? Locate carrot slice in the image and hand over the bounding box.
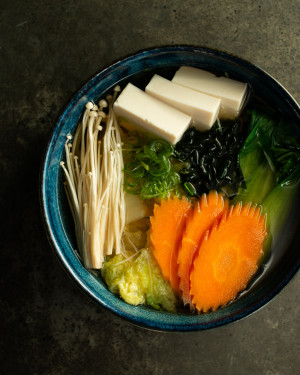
[190,202,267,312]
[150,196,192,293]
[177,191,229,306]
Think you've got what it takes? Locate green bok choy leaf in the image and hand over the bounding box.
[236,109,300,256]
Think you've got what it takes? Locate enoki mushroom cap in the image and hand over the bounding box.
[99,99,108,108]
[89,111,98,117]
[85,102,94,110]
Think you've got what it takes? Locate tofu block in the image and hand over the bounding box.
[124,192,151,224]
[113,83,192,144]
[145,74,220,131]
[172,66,248,119]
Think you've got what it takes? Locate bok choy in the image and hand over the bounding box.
[235,109,300,256]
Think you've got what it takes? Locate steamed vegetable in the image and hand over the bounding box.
[150,196,192,293]
[240,110,300,184]
[101,249,177,312]
[60,87,125,269]
[233,160,275,205]
[262,170,300,256]
[235,109,300,254]
[177,191,229,306]
[190,202,267,312]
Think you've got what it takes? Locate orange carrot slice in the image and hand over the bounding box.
[177,191,229,306]
[150,196,192,293]
[190,202,267,312]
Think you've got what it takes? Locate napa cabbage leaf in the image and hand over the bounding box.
[101,249,177,312]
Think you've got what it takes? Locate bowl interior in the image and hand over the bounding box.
[42,46,300,331]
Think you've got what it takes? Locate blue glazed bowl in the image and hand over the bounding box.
[41,46,300,331]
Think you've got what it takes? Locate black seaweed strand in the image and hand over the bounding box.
[174,120,246,198]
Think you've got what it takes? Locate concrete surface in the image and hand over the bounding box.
[0,1,299,374]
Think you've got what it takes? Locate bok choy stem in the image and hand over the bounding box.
[262,176,299,258]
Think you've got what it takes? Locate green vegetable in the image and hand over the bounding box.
[262,168,300,256]
[101,249,177,312]
[233,160,275,206]
[239,146,264,182]
[240,110,300,184]
[235,109,300,257]
[123,133,183,199]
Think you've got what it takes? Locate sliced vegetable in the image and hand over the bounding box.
[190,203,267,312]
[177,191,229,306]
[123,134,182,199]
[150,196,192,292]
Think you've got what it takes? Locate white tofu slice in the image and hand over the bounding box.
[113,83,192,144]
[145,74,220,131]
[124,192,151,224]
[172,66,248,119]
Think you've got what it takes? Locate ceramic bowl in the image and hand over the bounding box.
[41,46,300,331]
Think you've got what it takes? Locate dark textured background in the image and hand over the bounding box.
[1,1,299,374]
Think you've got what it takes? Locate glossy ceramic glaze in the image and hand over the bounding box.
[41,46,300,331]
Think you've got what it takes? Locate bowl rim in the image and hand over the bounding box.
[40,45,300,332]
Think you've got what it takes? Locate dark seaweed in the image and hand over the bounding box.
[174,119,247,198]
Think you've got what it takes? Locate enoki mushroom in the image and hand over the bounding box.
[60,86,125,269]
